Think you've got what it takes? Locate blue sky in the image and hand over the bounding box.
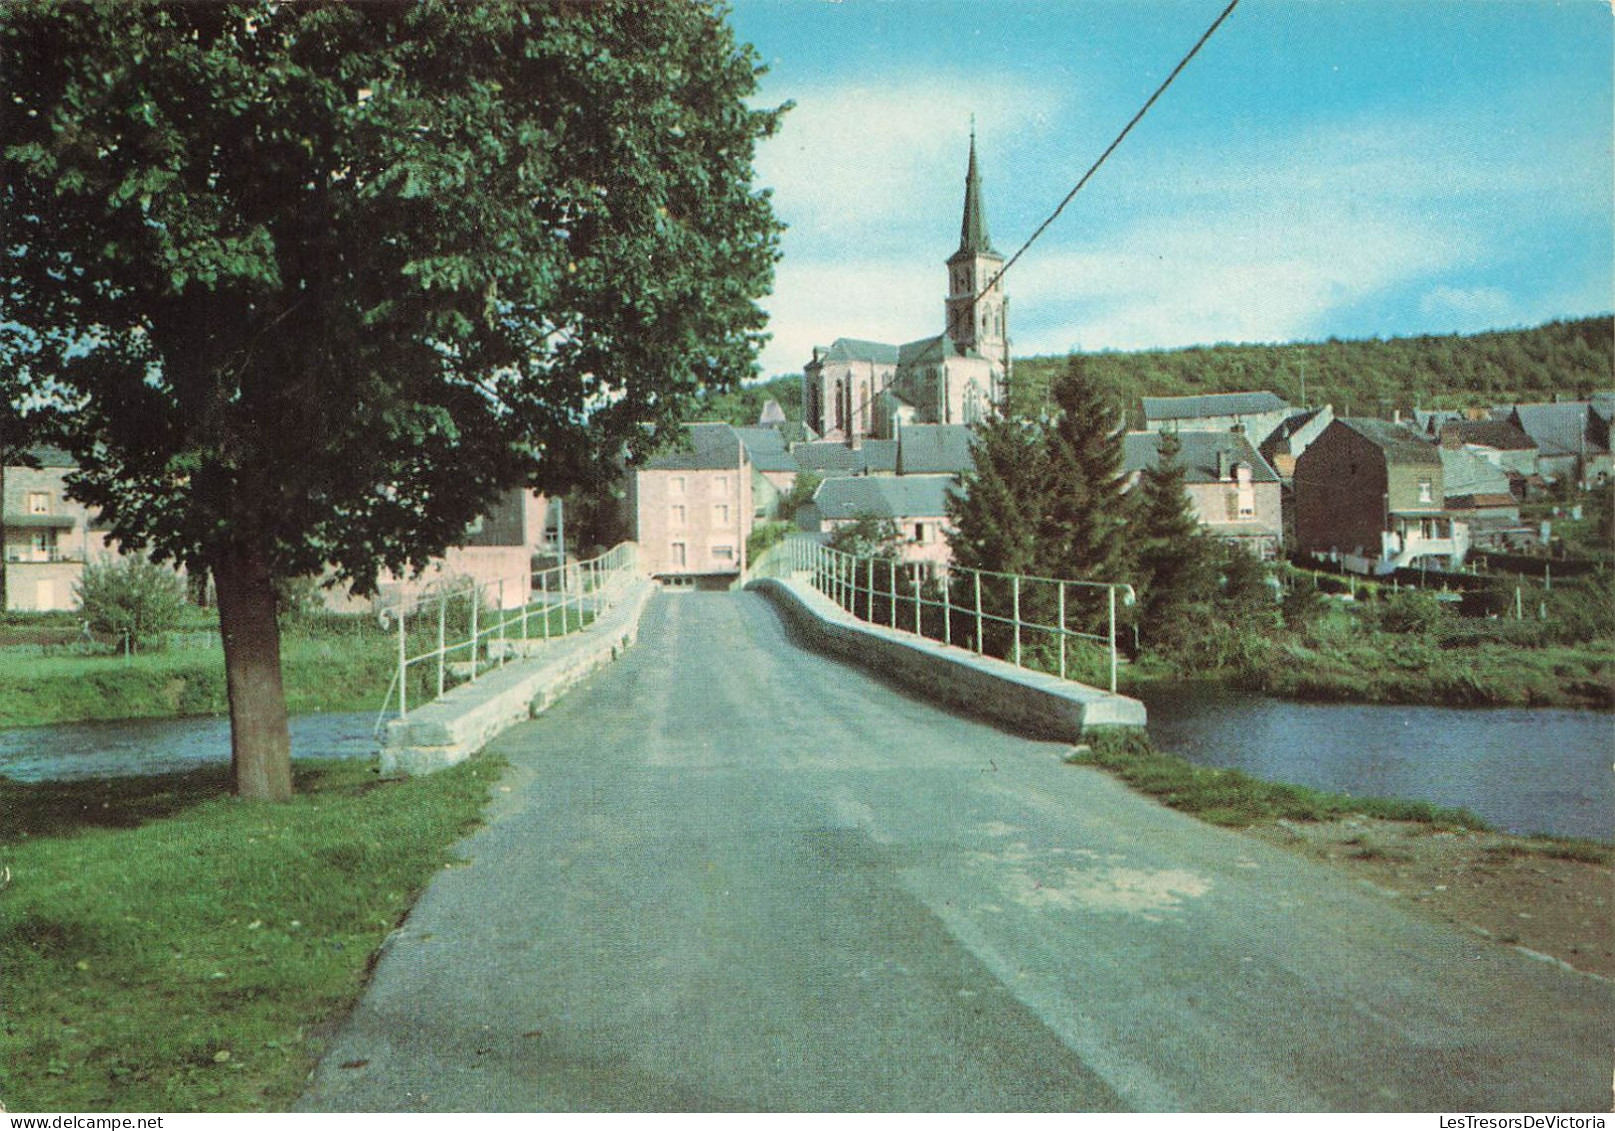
[726,0,1613,377]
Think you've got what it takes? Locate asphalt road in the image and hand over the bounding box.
[299,591,1613,1112]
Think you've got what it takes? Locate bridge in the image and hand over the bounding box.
[297,568,1612,1111]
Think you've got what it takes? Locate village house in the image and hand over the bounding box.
[802,132,1009,442]
[1435,419,1541,498]
[1122,431,1284,559]
[1141,391,1294,448]
[1439,445,1527,550]
[629,421,753,588]
[1293,418,1469,575]
[1500,399,1612,488]
[800,474,959,566]
[2,446,116,612]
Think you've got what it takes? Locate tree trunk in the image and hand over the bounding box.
[214,539,293,802]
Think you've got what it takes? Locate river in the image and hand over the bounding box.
[0,712,376,783]
[1139,686,1613,841]
[3,695,1611,841]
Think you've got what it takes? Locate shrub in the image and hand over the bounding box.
[1375,589,1449,635]
[74,556,189,652]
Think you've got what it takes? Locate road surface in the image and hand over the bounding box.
[299,591,1612,1111]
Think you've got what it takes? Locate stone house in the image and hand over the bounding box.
[802,474,960,566]
[1503,400,1612,488]
[1293,418,1469,575]
[803,133,1008,442]
[1122,431,1284,559]
[1141,391,1294,448]
[629,422,753,588]
[2,446,116,611]
[1439,447,1527,550]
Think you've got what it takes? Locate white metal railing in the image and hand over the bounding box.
[379,542,640,729]
[755,535,1135,693]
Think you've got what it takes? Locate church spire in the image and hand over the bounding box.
[958,124,995,256]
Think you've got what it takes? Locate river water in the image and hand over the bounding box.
[1139,686,1614,841]
[0,712,376,783]
[3,695,1611,841]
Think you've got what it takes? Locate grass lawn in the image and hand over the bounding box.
[0,756,499,1112]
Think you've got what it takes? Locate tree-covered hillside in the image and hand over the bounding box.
[1009,316,1613,423]
[693,373,802,427]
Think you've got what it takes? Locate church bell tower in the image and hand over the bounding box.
[944,128,1008,392]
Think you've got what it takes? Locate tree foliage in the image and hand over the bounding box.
[1131,430,1215,646]
[825,514,903,560]
[1010,316,1614,424]
[3,1,783,798]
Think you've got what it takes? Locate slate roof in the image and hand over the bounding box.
[1510,402,1610,458]
[1122,431,1280,484]
[792,440,898,476]
[819,338,899,366]
[757,399,787,427]
[1336,418,1442,466]
[897,424,976,475]
[640,422,744,471]
[1142,391,1290,422]
[8,445,76,468]
[897,334,961,367]
[1259,407,1329,458]
[732,427,796,474]
[813,474,960,521]
[1440,419,1536,451]
[1439,448,1513,501]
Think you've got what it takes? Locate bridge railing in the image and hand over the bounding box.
[755,535,1134,693]
[377,541,640,729]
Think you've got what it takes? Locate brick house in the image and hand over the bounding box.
[629,422,753,587]
[1293,418,1469,575]
[1122,431,1284,559]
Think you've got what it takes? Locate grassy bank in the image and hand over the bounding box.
[1072,729,1611,861]
[0,756,499,1111]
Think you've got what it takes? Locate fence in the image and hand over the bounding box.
[753,536,1135,693]
[378,542,639,728]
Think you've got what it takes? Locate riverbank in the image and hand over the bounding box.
[1074,732,1613,979]
[0,634,396,729]
[1118,636,1614,711]
[0,756,497,1111]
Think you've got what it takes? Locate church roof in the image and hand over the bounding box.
[821,338,899,365]
[897,334,961,367]
[956,130,997,258]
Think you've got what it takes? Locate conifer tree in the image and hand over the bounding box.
[1037,355,1131,585]
[1132,430,1215,647]
[946,414,1044,577]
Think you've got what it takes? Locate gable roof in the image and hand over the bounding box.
[814,474,960,521]
[793,439,898,476]
[757,399,787,427]
[1142,391,1290,422]
[732,427,796,474]
[1439,448,1513,501]
[1440,419,1536,452]
[897,424,976,475]
[1510,402,1609,458]
[640,422,744,471]
[820,338,900,366]
[1336,418,1442,465]
[897,334,961,367]
[1123,431,1280,484]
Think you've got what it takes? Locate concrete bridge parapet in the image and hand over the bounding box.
[749,575,1146,738]
[381,577,657,774]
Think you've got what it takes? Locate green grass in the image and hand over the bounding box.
[0,755,500,1112]
[1068,729,1490,830]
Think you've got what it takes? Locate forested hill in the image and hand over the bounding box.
[1009,316,1613,422]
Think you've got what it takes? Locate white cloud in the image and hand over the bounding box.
[1418,285,1517,327]
[758,258,939,376]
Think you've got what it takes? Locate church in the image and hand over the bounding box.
[802,132,1010,442]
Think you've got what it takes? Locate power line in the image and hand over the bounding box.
[819,0,1241,439]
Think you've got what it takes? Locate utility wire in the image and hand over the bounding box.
[821,0,1240,440]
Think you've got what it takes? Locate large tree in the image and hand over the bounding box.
[2,1,783,799]
[1130,430,1215,648]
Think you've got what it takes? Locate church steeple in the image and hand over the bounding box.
[958,125,995,256]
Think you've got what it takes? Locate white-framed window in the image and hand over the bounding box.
[670,541,687,568]
[670,504,686,527]
[1418,478,1434,504]
[712,545,735,562]
[715,475,730,493]
[27,492,49,515]
[714,504,730,525]
[670,475,686,495]
[30,529,57,561]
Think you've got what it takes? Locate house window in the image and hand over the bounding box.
[670,476,686,495]
[670,542,687,568]
[670,504,686,527]
[30,530,57,561]
[914,523,928,543]
[714,504,730,525]
[712,545,735,562]
[1418,478,1434,504]
[27,492,49,515]
[716,475,730,493]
